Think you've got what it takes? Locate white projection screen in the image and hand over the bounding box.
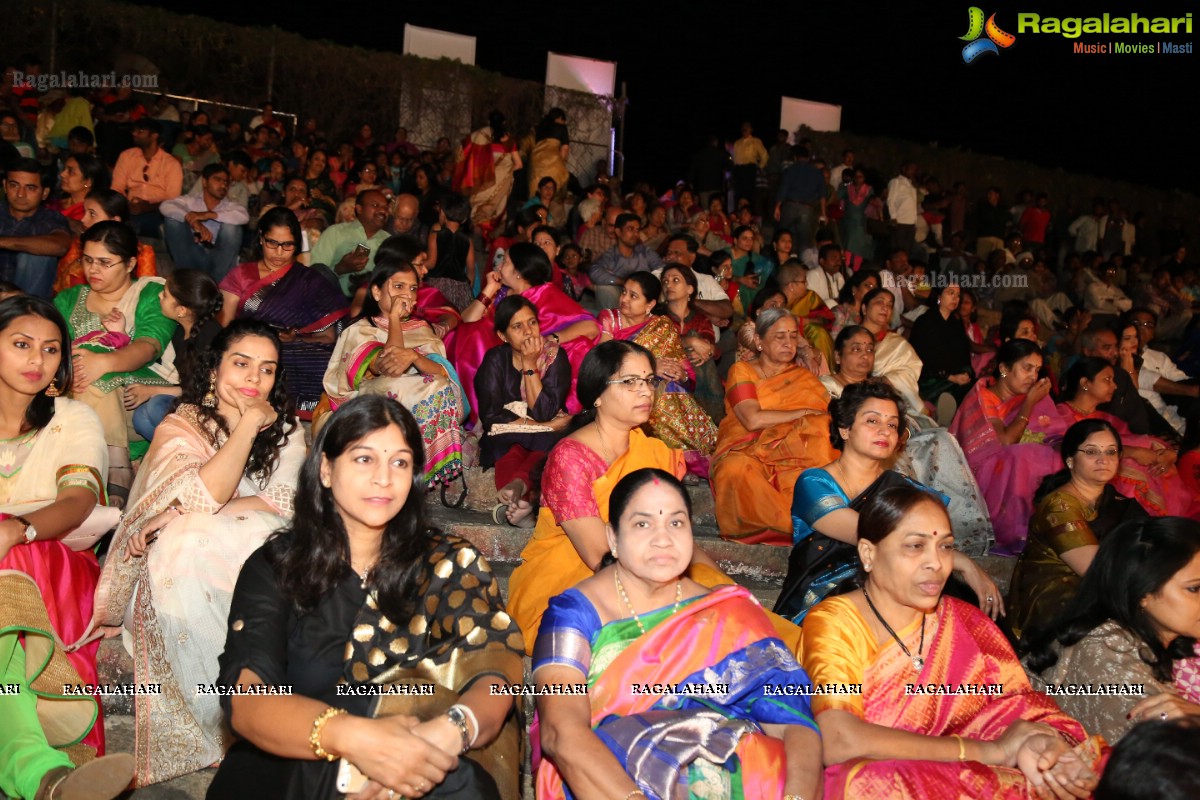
[402,24,477,65]
[780,97,842,134]
[545,52,617,96]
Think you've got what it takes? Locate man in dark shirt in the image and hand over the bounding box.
[975,186,1010,261]
[1079,324,1175,439]
[774,146,826,252]
[0,158,71,297]
[688,134,730,207]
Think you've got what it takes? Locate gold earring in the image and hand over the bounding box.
[45,378,61,397]
[202,377,217,408]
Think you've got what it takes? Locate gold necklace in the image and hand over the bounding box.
[613,567,682,635]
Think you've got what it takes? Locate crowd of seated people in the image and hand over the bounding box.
[3,79,1200,799]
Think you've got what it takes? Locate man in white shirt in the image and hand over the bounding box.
[1084,264,1133,317]
[829,149,855,189]
[659,233,733,322]
[1066,199,1106,254]
[1127,308,1198,439]
[886,161,919,258]
[807,243,847,309]
[161,163,248,281]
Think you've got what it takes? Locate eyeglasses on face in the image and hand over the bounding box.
[605,376,665,390]
[81,255,126,269]
[262,237,297,251]
[1077,447,1119,458]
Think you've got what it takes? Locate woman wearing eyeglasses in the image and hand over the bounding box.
[506,340,730,654]
[217,207,350,411]
[1007,419,1149,640]
[711,308,837,544]
[53,221,179,505]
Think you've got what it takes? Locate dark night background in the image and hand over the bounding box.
[131,0,1197,195]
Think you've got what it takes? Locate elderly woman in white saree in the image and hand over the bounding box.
[80,321,304,786]
[858,287,925,415]
[822,325,993,555]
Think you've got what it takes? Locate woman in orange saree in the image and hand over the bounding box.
[800,482,1107,800]
[711,309,837,545]
[505,341,730,655]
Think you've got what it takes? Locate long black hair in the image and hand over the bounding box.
[165,269,223,382]
[0,296,73,431]
[180,319,296,483]
[1061,356,1114,402]
[265,395,438,619]
[1021,516,1200,682]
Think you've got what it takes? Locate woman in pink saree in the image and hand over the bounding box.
[1057,356,1200,519]
[949,339,1067,555]
[800,482,1107,800]
[451,242,598,424]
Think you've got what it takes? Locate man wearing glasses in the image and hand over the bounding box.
[111,118,183,237]
[0,157,71,297]
[160,163,249,281]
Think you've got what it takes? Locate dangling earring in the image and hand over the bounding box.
[202,377,217,408]
[45,378,61,398]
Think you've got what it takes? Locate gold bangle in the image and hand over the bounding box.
[309,706,346,761]
[952,734,967,761]
[622,791,647,800]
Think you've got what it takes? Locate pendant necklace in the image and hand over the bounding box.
[863,584,926,671]
[613,566,682,635]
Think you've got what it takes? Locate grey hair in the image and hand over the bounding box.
[755,307,795,338]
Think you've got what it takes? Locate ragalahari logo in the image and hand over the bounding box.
[960,7,1017,62]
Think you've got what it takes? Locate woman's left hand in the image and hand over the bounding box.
[123,509,178,560]
[123,383,155,410]
[948,372,972,386]
[71,348,108,392]
[952,552,1005,619]
[657,357,688,383]
[1016,734,1098,800]
[1129,688,1200,723]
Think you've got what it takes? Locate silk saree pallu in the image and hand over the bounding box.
[536,586,816,800]
[822,597,1107,800]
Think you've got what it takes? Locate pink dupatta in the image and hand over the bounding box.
[949,378,1068,555]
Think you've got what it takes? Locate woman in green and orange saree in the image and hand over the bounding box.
[800,482,1107,800]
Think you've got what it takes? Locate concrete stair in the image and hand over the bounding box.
[96,469,1018,797]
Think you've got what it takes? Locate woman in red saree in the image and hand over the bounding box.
[451,243,598,425]
[1057,356,1200,519]
[800,482,1107,800]
[949,339,1067,555]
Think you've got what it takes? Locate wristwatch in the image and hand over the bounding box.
[445,705,471,754]
[522,369,536,376]
[12,515,36,543]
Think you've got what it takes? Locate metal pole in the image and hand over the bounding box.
[615,81,628,182]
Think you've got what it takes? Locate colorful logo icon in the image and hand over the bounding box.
[960,7,1017,62]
